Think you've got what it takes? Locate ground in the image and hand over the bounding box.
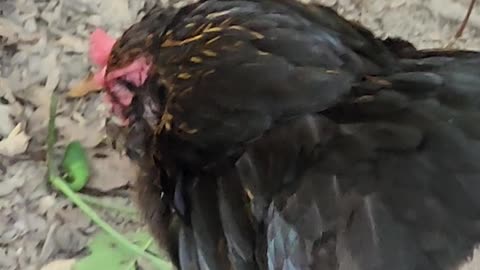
[1,0,480,269]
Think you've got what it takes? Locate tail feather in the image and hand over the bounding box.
[178,226,201,270]
[217,173,257,270]
[189,178,230,270]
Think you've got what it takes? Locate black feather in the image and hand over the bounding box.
[111,1,480,269]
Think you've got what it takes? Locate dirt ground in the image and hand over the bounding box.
[1,0,480,269]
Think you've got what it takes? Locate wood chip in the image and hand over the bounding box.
[0,123,31,157]
[67,73,103,98]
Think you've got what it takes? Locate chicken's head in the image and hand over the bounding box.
[89,28,153,126]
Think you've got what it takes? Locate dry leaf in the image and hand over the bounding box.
[2,161,45,197]
[37,196,56,215]
[0,172,25,197]
[87,149,138,192]
[0,104,15,137]
[27,105,50,134]
[0,246,17,268]
[56,115,106,148]
[39,222,59,264]
[40,259,76,270]
[0,17,40,44]
[0,123,31,157]
[57,207,91,230]
[19,161,48,199]
[44,67,61,94]
[99,0,132,27]
[0,78,16,102]
[0,18,20,45]
[54,224,89,254]
[56,35,87,53]
[67,73,102,97]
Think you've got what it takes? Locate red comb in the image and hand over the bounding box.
[89,28,116,67]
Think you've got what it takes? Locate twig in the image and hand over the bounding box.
[446,0,477,48]
[39,222,59,263]
[454,0,477,39]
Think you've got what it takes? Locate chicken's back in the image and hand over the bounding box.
[177,53,480,270]
[136,51,480,270]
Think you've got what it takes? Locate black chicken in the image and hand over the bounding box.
[93,1,480,269]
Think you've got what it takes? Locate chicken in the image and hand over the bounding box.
[92,1,480,269]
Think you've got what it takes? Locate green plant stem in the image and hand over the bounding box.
[49,176,172,269]
[126,236,155,270]
[46,93,173,270]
